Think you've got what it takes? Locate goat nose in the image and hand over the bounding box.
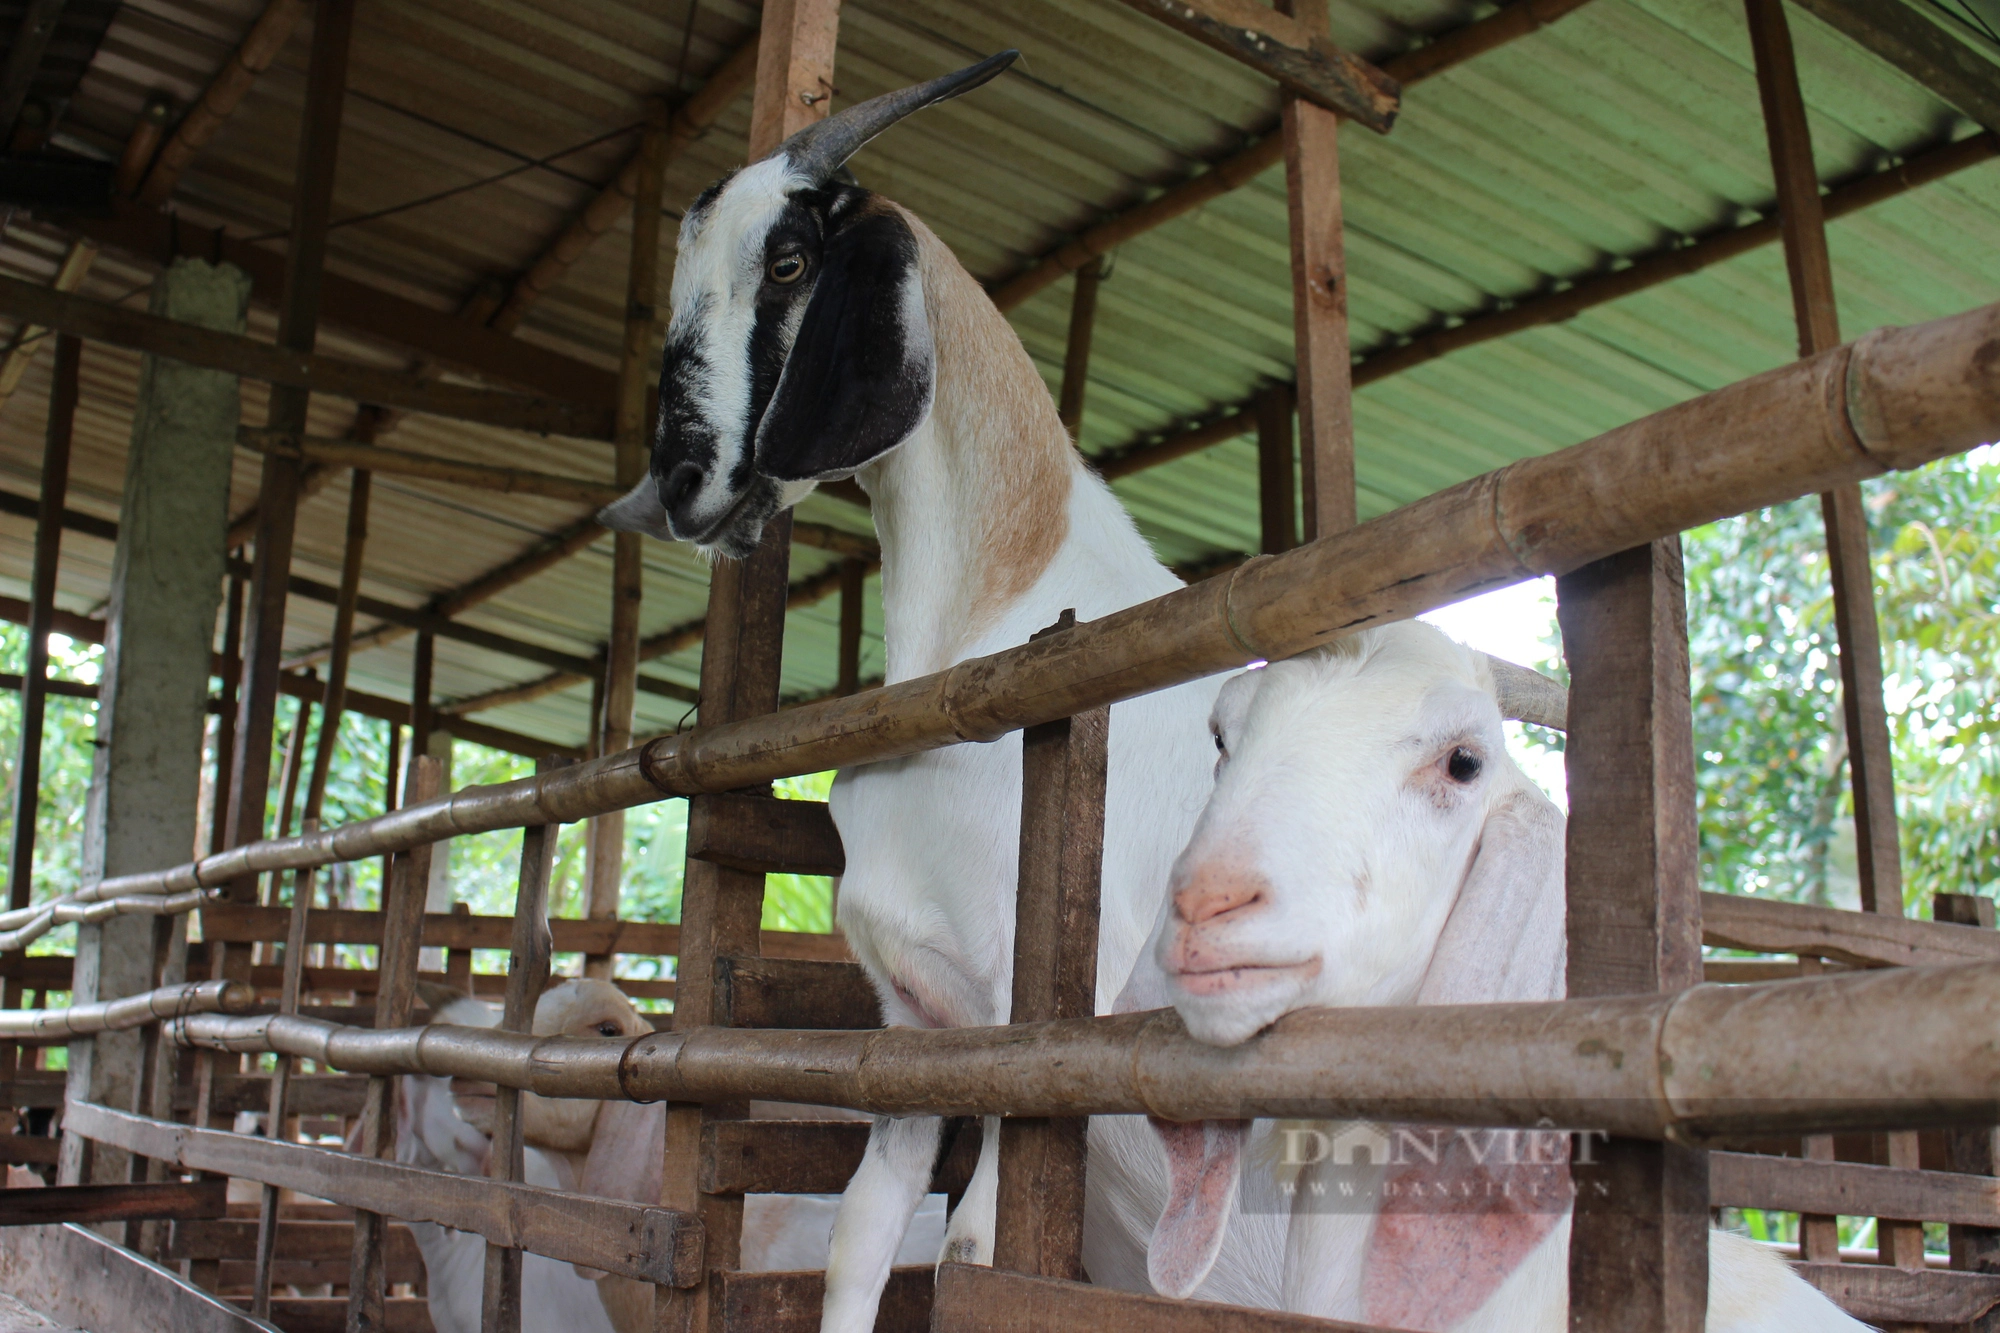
[1174,865,1270,926]
[661,462,704,514]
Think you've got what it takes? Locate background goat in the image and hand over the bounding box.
[598,53,1237,1332]
[1121,621,1869,1331]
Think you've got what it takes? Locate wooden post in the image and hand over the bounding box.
[1277,0,1354,542]
[252,819,317,1321]
[836,559,865,697]
[995,616,1107,1280]
[1255,384,1297,555]
[483,758,564,1333]
[584,99,668,983]
[224,0,355,912]
[1556,540,1707,1332]
[1056,258,1103,442]
[301,470,371,826]
[1937,892,2000,1315]
[655,15,835,1330]
[410,630,436,761]
[378,720,401,903]
[1,332,76,1133]
[1744,0,1920,1283]
[347,754,439,1333]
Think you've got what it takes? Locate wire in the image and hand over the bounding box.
[234,120,645,245]
[1921,0,2000,49]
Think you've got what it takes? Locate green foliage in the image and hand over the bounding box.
[1529,448,2000,912]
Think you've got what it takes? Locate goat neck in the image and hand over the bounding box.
[857,210,1090,679]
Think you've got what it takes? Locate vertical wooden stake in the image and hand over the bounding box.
[586,98,669,982]
[482,758,565,1333]
[1056,258,1103,442]
[1557,540,1707,1332]
[1255,384,1297,555]
[2,332,76,1101]
[995,614,1107,1280]
[210,566,245,859]
[347,754,440,1333]
[253,819,318,1321]
[410,630,436,761]
[836,559,865,697]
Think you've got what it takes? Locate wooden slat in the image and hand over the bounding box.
[1558,539,1707,1331]
[1112,0,1398,130]
[996,686,1108,1281]
[0,1134,62,1165]
[1793,1263,2000,1324]
[699,1119,978,1197]
[0,274,612,439]
[1700,894,2000,969]
[718,1265,933,1333]
[716,956,879,1030]
[64,1100,699,1283]
[170,1217,423,1266]
[0,1180,226,1226]
[0,1221,277,1333]
[197,902,852,961]
[1710,1151,2000,1227]
[687,794,846,877]
[248,1296,435,1333]
[929,1263,1393,1331]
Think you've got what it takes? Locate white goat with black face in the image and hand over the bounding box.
[600,53,1237,1333]
[1123,620,1871,1332]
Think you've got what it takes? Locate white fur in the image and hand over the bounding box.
[1129,621,1872,1331]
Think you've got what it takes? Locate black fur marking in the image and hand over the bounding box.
[753,188,932,483]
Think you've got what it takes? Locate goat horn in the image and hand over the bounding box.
[1486,655,1568,732]
[777,49,1020,183]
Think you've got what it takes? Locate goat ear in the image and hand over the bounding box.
[1147,1117,1249,1299]
[754,205,934,482]
[1415,779,1566,1007]
[579,1099,666,1206]
[599,476,671,536]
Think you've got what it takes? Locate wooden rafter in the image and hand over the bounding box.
[1788,0,2000,134]
[136,0,311,206]
[0,239,96,414]
[1114,0,1399,131]
[989,0,1600,313]
[0,274,613,438]
[1091,129,1999,486]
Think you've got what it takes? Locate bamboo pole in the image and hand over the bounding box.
[21,298,2000,918]
[167,961,2000,1137]
[137,0,311,206]
[0,980,253,1040]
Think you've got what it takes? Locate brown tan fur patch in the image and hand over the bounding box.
[898,204,1073,637]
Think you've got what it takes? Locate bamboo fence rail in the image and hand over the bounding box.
[0,980,255,1041]
[0,297,1984,940]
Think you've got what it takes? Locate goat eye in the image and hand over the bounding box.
[1212,733,1226,755]
[1446,747,1483,783]
[597,1022,620,1037]
[768,254,806,284]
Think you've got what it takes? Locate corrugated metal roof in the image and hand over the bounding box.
[1,0,1997,751]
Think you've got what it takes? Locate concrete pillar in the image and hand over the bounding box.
[62,258,249,1185]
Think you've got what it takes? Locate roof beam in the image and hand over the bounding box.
[1786,0,2000,134]
[0,238,96,415]
[990,0,1599,314]
[0,0,68,139]
[1094,128,2000,481]
[1114,0,1399,131]
[136,0,311,205]
[0,273,613,437]
[490,36,761,334]
[64,204,620,407]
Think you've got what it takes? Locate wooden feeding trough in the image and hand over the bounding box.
[2,0,2000,1330]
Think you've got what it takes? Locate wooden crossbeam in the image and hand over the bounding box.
[1116,2,1401,129]
[1788,0,2000,134]
[1091,129,1999,486]
[0,274,612,438]
[1793,1264,2000,1324]
[930,1263,1391,1331]
[685,792,845,876]
[1710,1151,2000,1227]
[239,428,624,507]
[195,901,852,962]
[699,1120,978,1197]
[136,0,311,205]
[718,1267,935,1333]
[0,1180,226,1227]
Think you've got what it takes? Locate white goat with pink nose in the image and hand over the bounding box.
[1124,620,1870,1332]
